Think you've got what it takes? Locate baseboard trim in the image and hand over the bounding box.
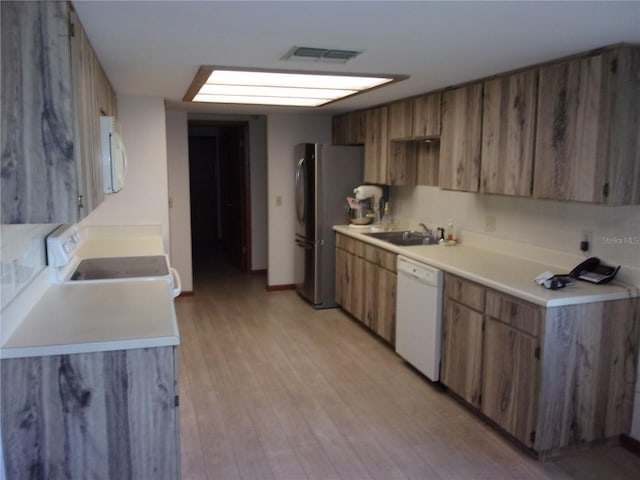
[177,291,194,297]
[621,434,640,457]
[266,284,295,292]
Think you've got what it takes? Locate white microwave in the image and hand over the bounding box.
[100,116,127,193]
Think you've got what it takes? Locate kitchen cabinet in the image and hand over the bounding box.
[481,70,537,196]
[534,46,640,204]
[335,233,397,344]
[440,272,638,456]
[1,1,78,223]
[332,111,366,145]
[70,11,118,216]
[411,92,441,138]
[364,106,415,186]
[388,93,441,140]
[441,275,485,407]
[1,346,180,479]
[439,83,483,192]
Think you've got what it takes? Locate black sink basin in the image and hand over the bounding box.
[364,230,439,246]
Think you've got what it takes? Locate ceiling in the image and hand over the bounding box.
[72,0,640,116]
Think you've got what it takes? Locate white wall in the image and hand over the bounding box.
[266,114,332,287]
[392,186,640,285]
[165,111,193,292]
[82,96,171,252]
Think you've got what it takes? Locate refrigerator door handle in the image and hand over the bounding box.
[295,157,306,224]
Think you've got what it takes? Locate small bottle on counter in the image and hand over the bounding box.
[381,202,392,231]
[446,219,454,241]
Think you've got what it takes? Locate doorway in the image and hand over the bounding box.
[188,121,250,273]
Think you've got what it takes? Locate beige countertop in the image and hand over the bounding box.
[334,225,639,307]
[0,224,179,359]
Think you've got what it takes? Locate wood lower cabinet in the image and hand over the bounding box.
[441,299,484,408]
[441,273,638,455]
[482,318,539,448]
[335,233,397,344]
[1,347,180,479]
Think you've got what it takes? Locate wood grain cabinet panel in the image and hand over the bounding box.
[388,99,414,140]
[440,83,483,192]
[1,1,78,223]
[481,319,540,448]
[364,107,389,184]
[444,274,485,312]
[534,46,640,204]
[70,11,117,217]
[481,70,537,196]
[332,111,365,145]
[335,234,397,345]
[411,93,441,138]
[1,347,180,479]
[441,299,484,408]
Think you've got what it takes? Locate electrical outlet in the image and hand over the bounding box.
[581,230,593,253]
[275,195,282,207]
[485,215,496,232]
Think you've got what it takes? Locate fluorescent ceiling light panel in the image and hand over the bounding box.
[184,67,406,107]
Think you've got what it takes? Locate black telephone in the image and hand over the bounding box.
[569,257,620,284]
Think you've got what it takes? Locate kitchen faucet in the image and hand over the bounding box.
[419,223,433,237]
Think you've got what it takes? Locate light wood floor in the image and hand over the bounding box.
[176,252,640,480]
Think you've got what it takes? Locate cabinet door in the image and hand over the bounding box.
[333,111,365,145]
[482,319,539,448]
[412,93,441,138]
[364,106,389,184]
[534,53,613,202]
[439,83,483,192]
[441,299,484,407]
[388,99,413,140]
[374,267,397,344]
[335,248,347,306]
[481,71,537,196]
[1,1,78,223]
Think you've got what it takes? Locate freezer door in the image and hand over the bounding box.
[294,144,316,240]
[294,235,318,304]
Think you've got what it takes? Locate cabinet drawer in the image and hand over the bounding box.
[444,274,485,311]
[336,233,365,256]
[363,244,397,272]
[485,290,542,337]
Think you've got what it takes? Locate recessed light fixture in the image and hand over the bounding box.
[183,67,407,107]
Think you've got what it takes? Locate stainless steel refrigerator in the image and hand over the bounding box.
[294,143,364,309]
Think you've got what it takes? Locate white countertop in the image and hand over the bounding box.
[334,225,639,307]
[1,280,179,359]
[0,224,180,359]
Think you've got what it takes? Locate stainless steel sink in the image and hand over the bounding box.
[364,230,439,246]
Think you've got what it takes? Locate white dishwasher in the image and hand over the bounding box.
[395,255,443,382]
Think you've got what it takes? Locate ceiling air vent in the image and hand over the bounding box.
[282,46,363,63]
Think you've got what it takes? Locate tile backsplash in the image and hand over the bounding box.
[392,186,640,283]
[0,224,58,309]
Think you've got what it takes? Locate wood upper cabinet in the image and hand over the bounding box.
[1,1,78,223]
[364,106,389,184]
[411,92,441,138]
[534,46,640,204]
[388,99,413,139]
[332,111,365,145]
[481,70,537,196]
[439,83,483,192]
[364,106,415,185]
[70,11,118,217]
